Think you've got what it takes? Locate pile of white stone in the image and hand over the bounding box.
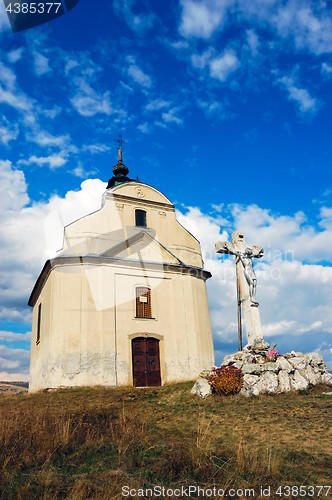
[192,341,332,398]
[223,349,332,397]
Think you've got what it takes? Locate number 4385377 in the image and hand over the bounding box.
[6,3,62,14]
[275,485,331,497]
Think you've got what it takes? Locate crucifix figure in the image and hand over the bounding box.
[229,245,263,306]
[216,231,266,350]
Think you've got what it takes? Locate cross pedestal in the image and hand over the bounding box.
[216,231,267,349]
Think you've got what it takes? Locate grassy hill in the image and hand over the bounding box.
[1,382,331,499]
[0,381,28,395]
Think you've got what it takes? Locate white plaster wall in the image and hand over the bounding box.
[29,262,214,391]
[29,182,214,392]
[59,182,203,268]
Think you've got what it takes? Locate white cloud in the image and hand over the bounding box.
[191,48,214,69]
[273,0,332,55]
[178,0,332,111]
[169,40,190,51]
[189,46,240,83]
[65,56,116,117]
[246,29,260,55]
[0,0,11,32]
[83,143,110,154]
[40,106,62,120]
[71,164,98,178]
[0,331,31,343]
[0,162,105,317]
[17,131,79,172]
[71,90,114,117]
[177,203,332,369]
[0,115,19,144]
[27,130,70,148]
[63,57,80,75]
[177,206,228,259]
[0,308,31,323]
[238,0,332,56]
[144,100,185,129]
[0,166,107,381]
[278,75,319,114]
[228,203,332,263]
[179,0,332,57]
[179,0,232,39]
[7,48,23,64]
[113,0,156,34]
[19,154,67,169]
[0,346,30,380]
[127,58,152,88]
[0,160,29,210]
[161,107,183,126]
[0,61,16,88]
[263,320,298,336]
[0,86,33,112]
[321,62,332,77]
[209,50,240,81]
[32,51,51,76]
[0,61,33,112]
[137,122,150,134]
[145,99,170,112]
[197,100,226,117]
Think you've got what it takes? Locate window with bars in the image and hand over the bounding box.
[135,209,147,227]
[135,287,152,318]
[36,303,42,344]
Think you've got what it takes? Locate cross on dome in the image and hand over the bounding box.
[113,134,126,164]
[112,134,129,178]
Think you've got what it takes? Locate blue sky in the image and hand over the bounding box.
[0,0,332,380]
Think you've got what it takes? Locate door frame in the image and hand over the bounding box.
[129,333,164,387]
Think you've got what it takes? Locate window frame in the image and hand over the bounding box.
[135,286,152,319]
[135,209,147,228]
[36,303,42,344]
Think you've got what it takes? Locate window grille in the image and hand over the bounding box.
[136,287,152,318]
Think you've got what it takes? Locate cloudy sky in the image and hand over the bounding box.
[0,0,331,381]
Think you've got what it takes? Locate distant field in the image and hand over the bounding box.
[0,381,28,395]
[0,382,331,499]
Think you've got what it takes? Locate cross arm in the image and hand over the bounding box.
[251,246,264,258]
[215,241,236,255]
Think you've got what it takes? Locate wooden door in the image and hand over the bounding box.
[132,337,161,387]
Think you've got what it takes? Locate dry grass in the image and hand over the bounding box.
[0,383,331,499]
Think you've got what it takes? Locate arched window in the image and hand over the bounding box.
[135,287,152,318]
[135,209,147,227]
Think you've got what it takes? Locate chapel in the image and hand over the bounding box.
[28,144,214,392]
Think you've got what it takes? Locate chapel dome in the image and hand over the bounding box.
[107,136,138,189]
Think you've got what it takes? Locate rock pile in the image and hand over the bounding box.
[192,341,332,398]
[223,349,332,397]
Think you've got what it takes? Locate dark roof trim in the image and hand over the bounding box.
[100,230,185,266]
[28,256,212,307]
[28,259,53,307]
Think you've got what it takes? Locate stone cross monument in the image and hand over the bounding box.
[216,231,268,350]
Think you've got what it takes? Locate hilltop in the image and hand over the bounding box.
[0,381,28,395]
[0,382,331,499]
